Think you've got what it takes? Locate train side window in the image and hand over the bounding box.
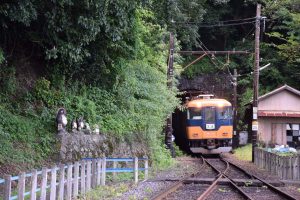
[188,108,202,120]
[218,107,232,119]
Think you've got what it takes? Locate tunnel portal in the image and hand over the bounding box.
[172,74,233,154]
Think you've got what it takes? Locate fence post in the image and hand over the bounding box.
[80,160,86,194]
[92,159,97,188]
[50,166,57,200]
[292,156,297,180]
[144,156,148,180]
[67,163,73,200]
[86,161,92,191]
[134,157,138,184]
[97,159,102,186]
[30,170,37,200]
[4,175,11,200]
[58,164,65,200]
[73,162,79,197]
[40,167,48,200]
[101,158,106,186]
[113,160,117,181]
[18,172,26,200]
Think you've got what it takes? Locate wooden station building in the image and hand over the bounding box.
[246,85,300,148]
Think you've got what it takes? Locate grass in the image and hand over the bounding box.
[76,183,130,200]
[233,144,252,161]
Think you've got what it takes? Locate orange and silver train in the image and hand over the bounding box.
[186,95,233,154]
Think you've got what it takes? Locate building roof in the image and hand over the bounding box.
[257,84,300,118]
[259,84,300,101]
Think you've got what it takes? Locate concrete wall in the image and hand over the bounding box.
[57,132,148,162]
[258,117,300,145]
[259,90,300,111]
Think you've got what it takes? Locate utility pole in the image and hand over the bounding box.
[232,69,238,149]
[166,33,175,157]
[252,4,261,162]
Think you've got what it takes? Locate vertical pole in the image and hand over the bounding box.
[252,3,261,162]
[50,166,57,200]
[18,172,26,200]
[4,175,11,200]
[30,170,37,200]
[232,69,238,149]
[58,164,65,200]
[101,158,106,186]
[86,161,91,191]
[73,162,79,197]
[40,168,48,200]
[113,161,117,181]
[166,32,175,157]
[134,157,138,184]
[66,163,72,200]
[96,159,101,186]
[80,161,86,194]
[144,156,148,180]
[91,159,97,188]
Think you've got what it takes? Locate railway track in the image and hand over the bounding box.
[151,156,298,200]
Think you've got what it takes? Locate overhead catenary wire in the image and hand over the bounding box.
[175,20,256,28]
[175,16,256,24]
[197,39,234,79]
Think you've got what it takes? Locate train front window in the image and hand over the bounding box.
[218,107,232,119]
[204,107,215,123]
[187,108,202,120]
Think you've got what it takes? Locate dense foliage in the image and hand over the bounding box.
[0,1,179,168]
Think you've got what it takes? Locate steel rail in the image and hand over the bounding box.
[196,158,228,200]
[223,158,298,200]
[151,158,205,200]
[198,158,253,200]
[221,158,253,179]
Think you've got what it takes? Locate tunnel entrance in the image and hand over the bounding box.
[172,90,203,154]
[172,74,233,155]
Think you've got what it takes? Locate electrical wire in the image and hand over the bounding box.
[198,39,234,78]
[176,20,256,27]
[176,17,256,25]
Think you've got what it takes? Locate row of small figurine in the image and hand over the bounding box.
[56,108,100,134]
[71,117,100,134]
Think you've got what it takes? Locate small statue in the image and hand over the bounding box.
[83,122,91,134]
[71,119,77,132]
[84,122,91,131]
[93,124,100,135]
[56,108,67,133]
[77,116,84,131]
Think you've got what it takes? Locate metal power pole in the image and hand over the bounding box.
[252,4,261,162]
[166,33,175,157]
[232,69,238,149]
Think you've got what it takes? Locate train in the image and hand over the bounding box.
[186,95,233,154]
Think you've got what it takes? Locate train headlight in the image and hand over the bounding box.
[222,132,228,136]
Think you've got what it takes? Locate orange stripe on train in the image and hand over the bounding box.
[186,98,232,108]
[186,126,233,139]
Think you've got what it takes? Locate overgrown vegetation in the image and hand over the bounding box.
[0,3,179,170]
[233,144,252,161]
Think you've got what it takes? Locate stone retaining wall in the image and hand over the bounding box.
[57,132,148,162]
